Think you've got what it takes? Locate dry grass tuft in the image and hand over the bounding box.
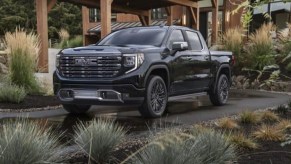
[259,111,279,122]
[216,117,239,129]
[229,133,258,150]
[253,124,285,141]
[4,28,41,93]
[58,28,70,41]
[222,28,243,56]
[276,119,291,131]
[239,111,259,124]
[247,23,276,69]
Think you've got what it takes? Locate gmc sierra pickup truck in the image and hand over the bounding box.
[53,25,234,118]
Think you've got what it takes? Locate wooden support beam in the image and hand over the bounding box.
[139,10,151,26]
[101,0,112,38]
[166,7,173,25]
[212,0,218,45]
[189,7,199,30]
[82,6,89,45]
[36,0,48,72]
[47,0,57,12]
[165,0,198,8]
[64,0,149,16]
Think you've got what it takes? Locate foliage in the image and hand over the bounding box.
[74,119,126,164]
[222,28,245,73]
[259,111,279,123]
[278,23,291,56]
[4,29,42,94]
[276,105,289,115]
[126,130,236,164]
[285,62,291,73]
[0,0,82,38]
[229,133,258,150]
[276,119,291,131]
[0,83,26,103]
[216,117,239,129]
[253,124,285,141]
[239,111,259,124]
[281,135,291,147]
[0,119,64,164]
[246,23,276,70]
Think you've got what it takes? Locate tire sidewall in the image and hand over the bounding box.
[217,74,229,105]
[145,76,168,117]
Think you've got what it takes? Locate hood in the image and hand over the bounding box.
[60,45,165,56]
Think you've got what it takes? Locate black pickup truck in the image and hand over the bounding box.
[54,25,234,118]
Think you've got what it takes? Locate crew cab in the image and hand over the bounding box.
[53,25,234,118]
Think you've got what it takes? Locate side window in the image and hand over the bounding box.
[186,31,203,51]
[167,30,185,49]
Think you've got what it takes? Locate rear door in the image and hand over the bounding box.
[184,31,212,90]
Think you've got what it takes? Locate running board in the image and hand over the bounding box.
[169,92,208,101]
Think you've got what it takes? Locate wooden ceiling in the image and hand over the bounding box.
[61,0,199,13]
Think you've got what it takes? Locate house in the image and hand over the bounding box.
[35,0,245,71]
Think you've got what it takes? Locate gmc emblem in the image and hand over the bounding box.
[75,58,97,66]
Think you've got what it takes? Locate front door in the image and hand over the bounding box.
[169,30,197,95]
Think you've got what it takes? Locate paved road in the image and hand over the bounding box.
[1,90,291,127]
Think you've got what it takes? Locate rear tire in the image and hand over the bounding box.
[62,104,91,114]
[139,76,168,118]
[209,74,229,106]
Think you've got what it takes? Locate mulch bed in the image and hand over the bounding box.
[0,95,61,110]
[237,111,291,164]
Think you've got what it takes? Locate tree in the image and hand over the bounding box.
[0,0,82,39]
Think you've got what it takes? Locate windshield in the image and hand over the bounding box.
[98,28,167,47]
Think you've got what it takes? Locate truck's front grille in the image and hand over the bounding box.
[59,56,122,78]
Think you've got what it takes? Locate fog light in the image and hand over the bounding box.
[59,90,74,99]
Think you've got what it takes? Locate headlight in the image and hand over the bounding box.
[123,53,144,73]
[56,54,61,68]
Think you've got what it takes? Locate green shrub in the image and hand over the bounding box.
[5,29,42,94]
[285,62,291,73]
[74,119,126,163]
[127,130,236,164]
[67,35,83,48]
[276,105,288,115]
[0,83,26,103]
[0,119,63,164]
[247,23,275,70]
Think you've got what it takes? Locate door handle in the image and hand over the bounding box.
[182,56,192,60]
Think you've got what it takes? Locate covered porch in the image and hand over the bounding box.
[36,0,220,71]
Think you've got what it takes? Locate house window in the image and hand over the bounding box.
[152,8,168,20]
[89,9,117,23]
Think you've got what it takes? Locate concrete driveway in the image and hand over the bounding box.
[1,90,290,127]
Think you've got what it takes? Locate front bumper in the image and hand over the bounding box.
[53,72,145,106]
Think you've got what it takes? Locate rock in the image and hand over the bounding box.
[0,55,6,64]
[0,63,8,74]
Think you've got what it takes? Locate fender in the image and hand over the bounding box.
[212,64,231,93]
[144,64,170,89]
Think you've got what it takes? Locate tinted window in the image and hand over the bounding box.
[168,30,185,49]
[98,28,166,46]
[186,31,203,50]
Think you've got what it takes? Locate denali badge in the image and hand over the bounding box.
[75,58,97,66]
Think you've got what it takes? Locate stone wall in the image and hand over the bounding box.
[0,51,8,74]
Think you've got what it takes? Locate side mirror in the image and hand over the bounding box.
[172,42,188,51]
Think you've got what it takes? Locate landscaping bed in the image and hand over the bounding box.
[0,95,60,111]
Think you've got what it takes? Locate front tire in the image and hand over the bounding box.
[139,76,168,118]
[209,74,229,106]
[62,104,91,114]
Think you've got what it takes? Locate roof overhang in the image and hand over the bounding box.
[61,0,199,14]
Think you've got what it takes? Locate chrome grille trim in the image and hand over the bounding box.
[59,56,122,78]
